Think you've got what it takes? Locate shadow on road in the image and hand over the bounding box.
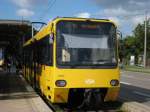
[0,71,38,100]
[119,84,150,104]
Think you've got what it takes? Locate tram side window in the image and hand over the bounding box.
[24,48,28,66]
[23,49,28,66]
[27,47,31,67]
[29,47,33,67]
[33,44,38,63]
[38,35,53,66]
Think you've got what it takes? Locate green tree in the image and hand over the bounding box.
[133,20,150,58]
[120,19,150,65]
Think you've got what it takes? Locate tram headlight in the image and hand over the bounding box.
[110,79,119,86]
[55,80,67,87]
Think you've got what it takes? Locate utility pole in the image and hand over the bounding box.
[143,11,147,68]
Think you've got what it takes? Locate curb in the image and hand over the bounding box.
[121,102,150,112]
[124,69,150,74]
[19,75,53,112]
[122,68,150,74]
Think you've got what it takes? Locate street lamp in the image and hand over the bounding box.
[143,11,147,68]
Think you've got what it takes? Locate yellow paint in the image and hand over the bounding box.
[104,87,120,101]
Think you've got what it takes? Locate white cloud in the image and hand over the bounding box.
[131,15,145,26]
[93,0,149,35]
[12,0,31,8]
[75,12,91,18]
[12,0,49,8]
[129,0,146,7]
[103,7,130,17]
[17,9,34,17]
[12,0,49,17]
[94,0,149,12]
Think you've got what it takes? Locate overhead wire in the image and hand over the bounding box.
[32,0,57,32]
[90,8,150,20]
[39,0,57,21]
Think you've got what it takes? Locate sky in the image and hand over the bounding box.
[0,0,150,36]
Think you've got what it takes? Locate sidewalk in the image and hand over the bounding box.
[0,71,52,112]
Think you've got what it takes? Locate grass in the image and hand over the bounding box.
[123,65,150,74]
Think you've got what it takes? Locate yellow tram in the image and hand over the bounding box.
[23,17,120,108]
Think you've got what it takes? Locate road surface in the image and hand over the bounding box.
[120,71,150,107]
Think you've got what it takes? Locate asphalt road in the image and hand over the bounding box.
[120,71,150,107]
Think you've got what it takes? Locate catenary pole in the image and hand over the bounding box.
[144,11,147,68]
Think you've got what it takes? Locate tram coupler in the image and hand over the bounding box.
[78,89,104,110]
